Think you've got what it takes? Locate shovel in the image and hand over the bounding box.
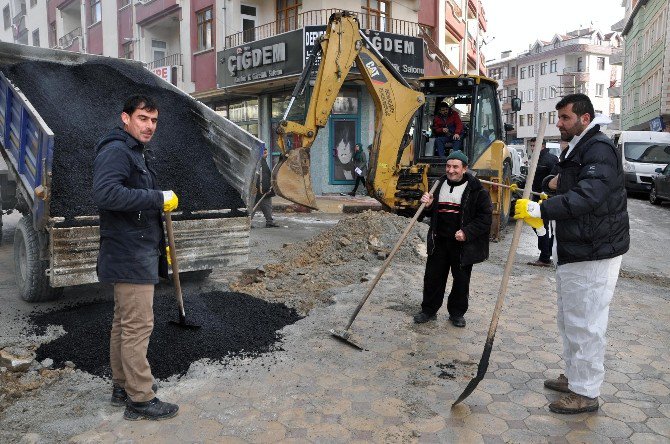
[164,212,201,330]
[330,180,441,350]
[452,116,548,406]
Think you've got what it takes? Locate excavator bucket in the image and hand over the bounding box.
[272,147,318,210]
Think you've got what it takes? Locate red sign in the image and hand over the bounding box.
[151,66,172,83]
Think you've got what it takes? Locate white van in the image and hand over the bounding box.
[614,131,670,194]
[545,142,562,159]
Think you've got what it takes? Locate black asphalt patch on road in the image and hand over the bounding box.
[0,60,245,223]
[29,291,302,379]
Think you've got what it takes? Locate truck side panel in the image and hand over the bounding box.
[0,71,54,230]
[49,216,250,288]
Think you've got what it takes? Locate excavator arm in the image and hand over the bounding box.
[273,11,426,211]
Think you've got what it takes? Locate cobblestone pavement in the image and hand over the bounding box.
[2,200,669,443]
[68,262,669,443]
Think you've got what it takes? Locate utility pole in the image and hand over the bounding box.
[461,0,467,74]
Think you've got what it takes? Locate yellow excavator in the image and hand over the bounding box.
[273,11,520,239]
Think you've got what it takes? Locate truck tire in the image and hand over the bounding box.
[14,215,63,302]
[500,160,513,226]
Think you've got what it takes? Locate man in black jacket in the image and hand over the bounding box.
[527,137,558,267]
[515,94,629,414]
[414,151,492,328]
[93,95,179,421]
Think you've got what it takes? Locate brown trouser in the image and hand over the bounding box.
[110,283,156,402]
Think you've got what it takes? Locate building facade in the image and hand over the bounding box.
[487,28,622,149]
[620,0,669,131]
[0,0,486,195]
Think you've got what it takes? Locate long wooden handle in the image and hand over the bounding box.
[485,117,548,339]
[344,180,441,330]
[477,179,544,198]
[164,212,185,317]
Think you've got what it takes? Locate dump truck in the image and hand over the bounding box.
[273,12,521,238]
[0,42,263,302]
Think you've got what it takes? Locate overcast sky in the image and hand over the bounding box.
[481,0,626,61]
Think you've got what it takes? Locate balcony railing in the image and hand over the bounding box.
[225,8,424,48]
[145,53,182,70]
[58,27,82,48]
[12,3,26,26]
[563,66,585,74]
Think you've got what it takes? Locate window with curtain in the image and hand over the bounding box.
[197,8,213,51]
[276,0,301,34]
[361,0,390,31]
[90,0,101,24]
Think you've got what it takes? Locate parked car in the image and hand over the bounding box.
[649,163,670,205]
[614,131,670,195]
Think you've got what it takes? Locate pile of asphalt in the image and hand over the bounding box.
[0,59,245,223]
[29,291,302,379]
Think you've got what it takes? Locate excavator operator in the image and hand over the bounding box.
[433,102,464,158]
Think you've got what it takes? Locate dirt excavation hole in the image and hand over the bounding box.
[28,291,302,379]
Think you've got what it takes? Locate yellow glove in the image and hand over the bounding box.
[509,183,519,193]
[539,192,548,201]
[514,198,546,235]
[162,190,179,212]
[166,246,172,265]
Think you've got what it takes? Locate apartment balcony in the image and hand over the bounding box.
[145,53,182,70]
[503,76,518,87]
[12,3,26,27]
[467,0,486,32]
[52,0,77,9]
[608,82,621,98]
[447,0,462,18]
[560,67,589,84]
[225,8,424,48]
[445,1,465,41]
[58,27,82,51]
[610,48,623,65]
[135,0,180,25]
[609,113,620,130]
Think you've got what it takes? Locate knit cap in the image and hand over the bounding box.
[446,150,468,165]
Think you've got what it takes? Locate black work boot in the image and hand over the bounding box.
[449,315,466,328]
[123,397,179,421]
[413,312,437,324]
[111,382,159,406]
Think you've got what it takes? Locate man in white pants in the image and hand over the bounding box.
[515,93,629,414]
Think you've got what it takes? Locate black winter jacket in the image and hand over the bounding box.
[532,148,558,199]
[424,172,492,266]
[93,127,168,284]
[540,126,629,265]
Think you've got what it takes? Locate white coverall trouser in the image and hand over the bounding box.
[555,255,622,398]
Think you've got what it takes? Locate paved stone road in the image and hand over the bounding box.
[2,199,669,443]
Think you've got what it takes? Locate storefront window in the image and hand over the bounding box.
[332,89,359,115]
[226,99,259,137]
[270,94,306,155]
[271,94,305,120]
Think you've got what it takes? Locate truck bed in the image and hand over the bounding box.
[0,42,262,290]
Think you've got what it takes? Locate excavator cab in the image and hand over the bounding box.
[413,76,514,236]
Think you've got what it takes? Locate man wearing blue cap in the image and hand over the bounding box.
[414,150,492,327]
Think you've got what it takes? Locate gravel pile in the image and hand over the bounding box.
[29,291,301,379]
[1,59,245,223]
[232,210,428,313]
